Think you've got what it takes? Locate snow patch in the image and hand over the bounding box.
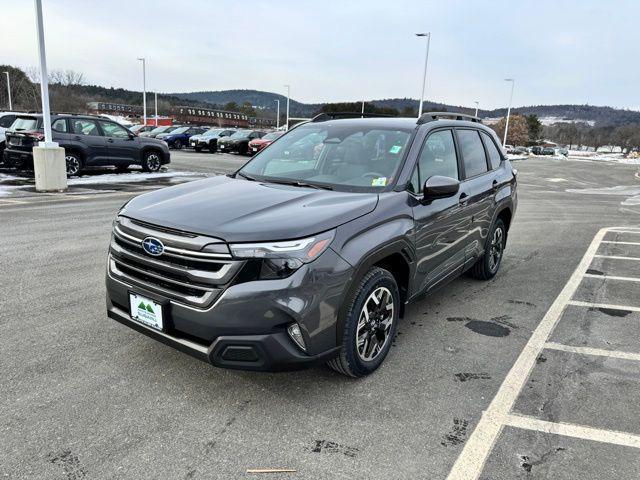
[67,171,206,186]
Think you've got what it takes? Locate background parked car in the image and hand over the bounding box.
[541,147,556,155]
[157,126,207,149]
[129,124,156,135]
[189,128,236,152]
[248,131,284,154]
[3,114,170,175]
[531,146,543,155]
[0,112,19,159]
[139,125,181,138]
[217,129,267,155]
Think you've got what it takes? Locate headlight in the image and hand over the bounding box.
[230,230,335,278]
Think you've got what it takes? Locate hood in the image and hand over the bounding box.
[190,134,202,141]
[219,136,246,144]
[121,175,378,242]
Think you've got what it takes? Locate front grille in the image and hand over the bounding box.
[109,217,243,308]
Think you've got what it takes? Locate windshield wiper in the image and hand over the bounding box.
[236,171,257,181]
[266,178,333,191]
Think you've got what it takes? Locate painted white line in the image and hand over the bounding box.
[584,273,640,283]
[545,342,640,362]
[601,240,640,246]
[505,414,640,449]
[607,229,640,234]
[446,227,609,480]
[594,254,640,261]
[567,300,640,312]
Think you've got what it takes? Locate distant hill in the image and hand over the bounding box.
[170,89,640,127]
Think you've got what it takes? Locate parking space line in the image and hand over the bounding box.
[607,229,640,234]
[601,240,640,246]
[584,273,640,282]
[545,342,640,362]
[505,414,640,449]
[594,254,640,261]
[568,300,640,312]
[446,227,609,480]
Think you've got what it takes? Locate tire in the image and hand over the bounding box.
[208,141,217,152]
[194,146,202,152]
[173,140,183,150]
[141,150,162,172]
[65,152,83,177]
[327,267,399,377]
[469,218,506,280]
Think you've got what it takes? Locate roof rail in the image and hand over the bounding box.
[311,112,394,122]
[417,111,482,125]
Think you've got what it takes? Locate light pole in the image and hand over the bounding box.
[503,78,515,147]
[4,71,11,110]
[33,0,66,191]
[361,100,365,116]
[415,32,431,118]
[474,101,479,117]
[154,92,158,126]
[274,99,280,129]
[284,85,290,131]
[138,57,146,125]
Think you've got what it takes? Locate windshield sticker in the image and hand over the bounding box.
[389,145,402,154]
[371,177,387,187]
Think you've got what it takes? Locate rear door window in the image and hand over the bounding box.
[11,117,39,131]
[480,131,502,170]
[71,119,101,136]
[457,129,488,178]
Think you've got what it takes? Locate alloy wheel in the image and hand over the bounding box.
[145,153,161,172]
[355,286,394,361]
[488,226,504,272]
[66,155,80,176]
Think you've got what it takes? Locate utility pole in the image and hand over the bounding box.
[33,0,67,191]
[474,101,479,117]
[154,92,158,126]
[415,32,431,118]
[503,79,515,147]
[284,85,290,131]
[275,99,280,129]
[361,100,365,117]
[138,57,146,125]
[4,71,11,110]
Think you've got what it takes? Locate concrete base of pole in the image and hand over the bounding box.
[33,145,67,192]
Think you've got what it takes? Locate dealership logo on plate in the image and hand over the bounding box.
[142,237,164,256]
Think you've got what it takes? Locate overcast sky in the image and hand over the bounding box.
[1,0,638,110]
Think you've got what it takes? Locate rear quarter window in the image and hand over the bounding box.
[480,131,502,170]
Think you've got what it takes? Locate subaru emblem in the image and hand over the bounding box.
[142,237,164,256]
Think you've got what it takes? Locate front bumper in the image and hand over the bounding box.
[106,247,353,371]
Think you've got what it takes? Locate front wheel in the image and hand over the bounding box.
[469,218,506,280]
[327,267,399,377]
[141,151,162,172]
[194,146,202,152]
[65,152,83,177]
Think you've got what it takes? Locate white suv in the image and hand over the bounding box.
[0,112,19,157]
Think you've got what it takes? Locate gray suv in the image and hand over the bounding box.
[106,112,517,377]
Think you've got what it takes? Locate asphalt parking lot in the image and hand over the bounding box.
[2,151,640,479]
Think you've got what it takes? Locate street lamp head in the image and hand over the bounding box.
[505,78,514,82]
[415,32,430,37]
[137,57,145,61]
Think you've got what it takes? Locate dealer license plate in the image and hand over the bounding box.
[129,293,163,331]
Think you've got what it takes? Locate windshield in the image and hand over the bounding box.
[230,130,252,139]
[170,127,189,134]
[11,117,39,131]
[262,132,283,141]
[129,125,144,132]
[239,123,413,190]
[204,128,223,136]
[149,126,170,134]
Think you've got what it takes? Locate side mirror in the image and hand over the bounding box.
[422,175,459,203]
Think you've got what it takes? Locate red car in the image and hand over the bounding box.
[248,131,284,154]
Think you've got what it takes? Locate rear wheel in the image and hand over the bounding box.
[141,151,162,172]
[65,152,83,176]
[327,267,399,377]
[469,218,506,280]
[172,140,183,150]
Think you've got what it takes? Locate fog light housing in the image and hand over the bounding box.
[287,323,307,352]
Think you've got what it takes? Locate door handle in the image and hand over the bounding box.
[458,192,469,205]
[492,179,499,190]
[73,135,81,140]
[107,138,114,143]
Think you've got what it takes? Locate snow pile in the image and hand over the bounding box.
[67,171,206,186]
